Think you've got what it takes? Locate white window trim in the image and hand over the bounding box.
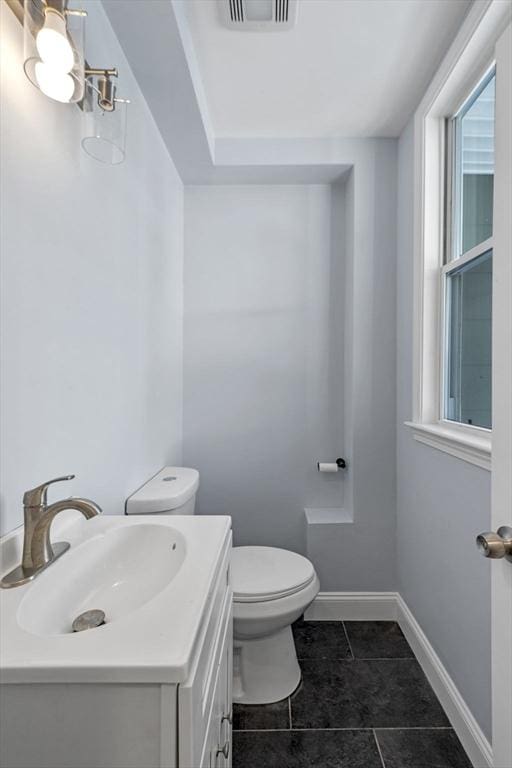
[408,0,511,472]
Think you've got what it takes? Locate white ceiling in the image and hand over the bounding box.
[182,0,471,139]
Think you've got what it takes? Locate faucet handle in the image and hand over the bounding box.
[23,475,75,508]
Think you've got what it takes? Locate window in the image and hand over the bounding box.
[405,0,512,470]
[443,70,495,430]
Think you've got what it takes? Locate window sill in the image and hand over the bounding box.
[404,421,491,471]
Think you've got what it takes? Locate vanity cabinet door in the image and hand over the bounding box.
[178,535,232,768]
[199,604,232,768]
[210,606,233,768]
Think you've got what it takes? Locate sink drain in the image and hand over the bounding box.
[72,609,106,633]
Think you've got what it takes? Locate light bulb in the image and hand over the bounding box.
[35,61,75,102]
[36,8,74,73]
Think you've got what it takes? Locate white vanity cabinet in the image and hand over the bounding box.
[179,534,233,768]
[0,522,233,768]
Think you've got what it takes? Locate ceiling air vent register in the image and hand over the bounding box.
[219,0,298,30]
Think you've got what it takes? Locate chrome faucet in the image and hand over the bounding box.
[1,475,101,589]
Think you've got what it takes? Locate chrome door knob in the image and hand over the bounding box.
[476,526,512,562]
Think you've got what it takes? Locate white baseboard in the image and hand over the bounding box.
[396,595,492,768]
[304,591,493,768]
[304,591,398,621]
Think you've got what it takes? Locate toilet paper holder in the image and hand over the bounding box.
[317,457,347,472]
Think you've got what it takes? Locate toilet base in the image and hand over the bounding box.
[233,625,301,705]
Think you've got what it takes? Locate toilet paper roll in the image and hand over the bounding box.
[317,462,339,473]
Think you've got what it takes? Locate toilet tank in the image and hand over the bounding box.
[125,467,199,515]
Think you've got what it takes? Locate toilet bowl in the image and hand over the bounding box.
[232,546,319,705]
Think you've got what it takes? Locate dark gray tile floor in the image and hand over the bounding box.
[233,620,472,768]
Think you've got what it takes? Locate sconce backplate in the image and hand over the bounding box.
[4,0,24,24]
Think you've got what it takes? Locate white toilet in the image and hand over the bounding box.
[126,468,320,705]
[231,546,319,705]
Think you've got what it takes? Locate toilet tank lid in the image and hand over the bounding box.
[125,467,199,514]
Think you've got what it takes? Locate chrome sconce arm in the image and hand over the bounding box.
[84,67,119,111]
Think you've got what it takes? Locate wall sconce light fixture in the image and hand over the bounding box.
[21,0,130,164]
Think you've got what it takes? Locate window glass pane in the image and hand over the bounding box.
[445,250,492,429]
[458,74,495,255]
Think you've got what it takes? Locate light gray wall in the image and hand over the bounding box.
[307,143,398,591]
[0,1,184,535]
[396,119,492,739]
[184,140,398,592]
[183,184,344,556]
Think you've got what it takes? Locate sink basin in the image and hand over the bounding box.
[17,524,186,636]
[1,514,231,684]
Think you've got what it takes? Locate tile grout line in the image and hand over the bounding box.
[373,729,387,768]
[288,697,292,730]
[348,656,416,662]
[341,621,355,659]
[297,656,418,662]
[233,726,455,733]
[367,726,454,731]
[234,727,376,733]
[297,657,361,661]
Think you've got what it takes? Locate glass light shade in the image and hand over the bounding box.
[36,8,74,72]
[81,79,128,165]
[34,61,75,102]
[24,0,85,103]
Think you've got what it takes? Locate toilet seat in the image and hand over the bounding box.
[232,546,316,603]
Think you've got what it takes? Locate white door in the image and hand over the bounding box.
[481,21,512,768]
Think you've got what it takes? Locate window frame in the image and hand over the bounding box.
[440,68,495,432]
[405,0,510,471]
[445,67,495,267]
